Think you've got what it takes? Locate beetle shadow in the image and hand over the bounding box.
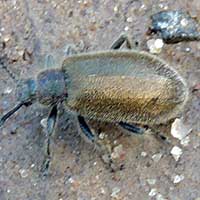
[52,107,170,173]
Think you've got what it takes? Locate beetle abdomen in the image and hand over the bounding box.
[62,51,188,125]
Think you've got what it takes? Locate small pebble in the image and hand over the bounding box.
[147,179,156,185]
[127,17,133,23]
[93,161,97,166]
[141,151,147,157]
[170,146,183,161]
[3,87,13,94]
[152,153,163,162]
[149,188,157,197]
[180,18,188,26]
[40,118,48,129]
[19,169,28,178]
[111,187,121,199]
[30,163,35,168]
[3,35,10,42]
[185,47,191,52]
[33,182,37,186]
[113,6,118,13]
[173,174,185,184]
[100,187,106,194]
[156,193,166,200]
[180,136,190,146]
[2,128,8,136]
[111,144,125,160]
[113,140,118,145]
[99,132,106,140]
[18,50,24,57]
[171,118,192,140]
[163,5,169,10]
[68,177,75,184]
[102,154,111,164]
[140,4,146,9]
[124,26,129,31]
[169,186,174,191]
[147,39,164,54]
[68,177,80,191]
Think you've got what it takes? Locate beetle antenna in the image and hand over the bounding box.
[0,102,24,127]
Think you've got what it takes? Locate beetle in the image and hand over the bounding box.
[0,34,189,173]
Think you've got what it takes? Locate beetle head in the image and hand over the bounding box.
[16,78,37,105]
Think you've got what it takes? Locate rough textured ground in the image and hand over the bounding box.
[0,0,200,200]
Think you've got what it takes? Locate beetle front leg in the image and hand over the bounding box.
[41,104,58,176]
[110,34,133,49]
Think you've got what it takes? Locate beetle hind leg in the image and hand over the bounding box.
[119,122,145,135]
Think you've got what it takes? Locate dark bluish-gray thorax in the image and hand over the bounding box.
[16,69,68,106]
[37,69,68,105]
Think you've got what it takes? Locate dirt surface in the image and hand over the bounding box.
[0,0,200,200]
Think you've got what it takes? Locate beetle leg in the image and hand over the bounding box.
[149,127,170,144]
[119,122,145,135]
[77,115,95,143]
[154,132,168,142]
[41,104,58,176]
[110,34,133,49]
[64,44,78,56]
[44,54,56,69]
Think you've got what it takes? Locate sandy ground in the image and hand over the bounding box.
[0,0,200,200]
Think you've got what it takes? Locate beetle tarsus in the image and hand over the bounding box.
[41,156,51,176]
[77,115,95,143]
[119,122,145,135]
[154,131,171,144]
[42,104,58,175]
